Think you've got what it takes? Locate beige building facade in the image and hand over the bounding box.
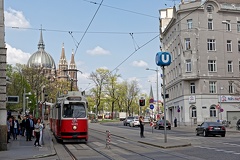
[160,0,240,126]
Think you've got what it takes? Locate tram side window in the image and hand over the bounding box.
[63,105,73,118]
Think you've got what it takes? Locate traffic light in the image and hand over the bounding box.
[139,99,145,106]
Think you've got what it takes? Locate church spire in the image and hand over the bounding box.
[38,26,45,50]
[69,49,76,69]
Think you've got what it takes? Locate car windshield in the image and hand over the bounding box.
[63,103,86,118]
[127,117,134,120]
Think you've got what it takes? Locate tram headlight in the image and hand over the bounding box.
[72,125,77,130]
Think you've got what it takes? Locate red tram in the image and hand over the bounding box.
[50,91,88,143]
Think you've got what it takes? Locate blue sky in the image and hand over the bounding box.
[4,0,179,99]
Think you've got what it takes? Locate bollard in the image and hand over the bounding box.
[105,130,111,149]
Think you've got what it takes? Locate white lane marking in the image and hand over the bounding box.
[222,143,240,147]
[116,140,128,144]
[92,142,105,147]
[194,146,240,155]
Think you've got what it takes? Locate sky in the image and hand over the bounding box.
[4,0,180,100]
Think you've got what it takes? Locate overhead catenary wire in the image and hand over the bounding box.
[110,0,209,74]
[82,0,158,19]
[73,0,104,56]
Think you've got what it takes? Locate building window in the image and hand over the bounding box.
[208,19,213,30]
[209,81,216,93]
[207,39,216,51]
[237,21,240,32]
[225,20,231,31]
[228,61,233,72]
[210,106,216,117]
[192,106,197,118]
[207,5,214,13]
[185,38,191,50]
[229,82,234,94]
[186,59,192,72]
[227,40,232,52]
[187,19,192,29]
[208,60,216,72]
[238,41,240,52]
[190,82,195,94]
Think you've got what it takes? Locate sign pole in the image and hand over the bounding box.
[162,66,167,143]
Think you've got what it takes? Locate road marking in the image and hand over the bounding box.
[222,143,240,147]
[92,142,105,147]
[116,140,128,144]
[194,146,240,155]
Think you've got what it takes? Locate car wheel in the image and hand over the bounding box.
[221,134,225,137]
[203,130,208,137]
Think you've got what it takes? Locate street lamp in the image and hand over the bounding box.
[23,88,31,115]
[219,87,224,121]
[146,67,159,113]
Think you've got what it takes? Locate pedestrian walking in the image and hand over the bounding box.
[13,117,19,140]
[174,117,177,127]
[7,116,12,143]
[21,116,26,136]
[34,118,42,147]
[39,119,44,146]
[139,116,145,138]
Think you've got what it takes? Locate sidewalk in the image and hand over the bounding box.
[0,124,56,160]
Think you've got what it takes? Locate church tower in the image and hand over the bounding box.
[69,49,78,90]
[57,43,68,81]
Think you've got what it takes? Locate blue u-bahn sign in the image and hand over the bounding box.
[155,52,172,66]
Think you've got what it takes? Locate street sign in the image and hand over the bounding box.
[155,52,172,66]
[7,96,19,103]
[149,98,154,103]
[150,104,154,110]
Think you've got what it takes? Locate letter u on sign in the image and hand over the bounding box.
[155,52,172,66]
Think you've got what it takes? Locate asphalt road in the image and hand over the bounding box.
[101,121,240,160]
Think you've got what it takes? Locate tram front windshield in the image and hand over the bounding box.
[63,103,86,118]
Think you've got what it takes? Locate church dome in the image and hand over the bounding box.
[27,30,56,69]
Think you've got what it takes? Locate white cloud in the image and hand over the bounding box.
[86,46,110,55]
[6,43,31,65]
[4,8,30,28]
[131,60,148,67]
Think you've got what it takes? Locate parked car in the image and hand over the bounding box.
[129,116,140,127]
[143,117,150,124]
[196,122,226,137]
[154,120,171,130]
[123,116,134,126]
[236,119,240,130]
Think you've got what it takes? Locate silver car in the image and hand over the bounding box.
[129,116,140,127]
[123,116,134,126]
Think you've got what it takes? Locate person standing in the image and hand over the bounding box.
[13,117,19,140]
[39,119,44,146]
[34,118,42,147]
[21,116,26,136]
[25,115,34,141]
[174,117,177,127]
[139,116,145,138]
[7,116,12,143]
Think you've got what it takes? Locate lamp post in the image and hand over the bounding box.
[23,88,31,115]
[146,67,159,113]
[219,87,224,121]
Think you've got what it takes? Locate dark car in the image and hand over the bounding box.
[236,119,240,130]
[154,120,171,130]
[196,122,226,137]
[123,116,134,126]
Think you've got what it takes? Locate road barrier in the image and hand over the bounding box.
[105,130,111,149]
